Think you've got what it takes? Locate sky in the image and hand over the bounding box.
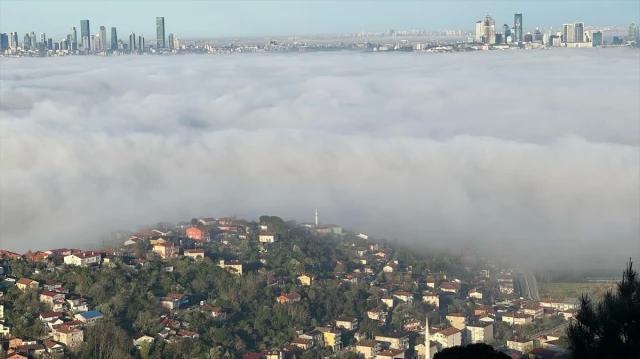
[0,0,639,38]
[1,49,638,273]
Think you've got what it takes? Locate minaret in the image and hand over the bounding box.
[425,314,430,359]
[314,208,319,227]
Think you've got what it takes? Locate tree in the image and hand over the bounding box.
[433,343,509,359]
[567,260,640,359]
[77,320,133,359]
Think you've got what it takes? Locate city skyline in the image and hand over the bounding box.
[1,0,638,39]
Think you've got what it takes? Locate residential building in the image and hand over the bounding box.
[355,339,380,359]
[466,321,494,344]
[507,338,534,353]
[375,333,409,350]
[259,231,276,243]
[218,259,243,275]
[153,242,177,259]
[502,312,533,325]
[160,293,188,310]
[297,273,313,286]
[16,278,39,292]
[433,327,462,349]
[53,327,84,349]
[185,226,205,241]
[446,313,467,330]
[276,292,301,304]
[335,316,358,330]
[376,348,405,359]
[184,248,205,260]
[64,251,101,266]
[74,310,104,323]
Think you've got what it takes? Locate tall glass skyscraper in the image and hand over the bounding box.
[513,13,523,43]
[156,17,165,49]
[99,26,107,52]
[80,19,90,49]
[574,22,584,43]
[111,27,118,50]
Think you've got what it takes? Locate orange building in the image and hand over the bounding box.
[185,226,205,242]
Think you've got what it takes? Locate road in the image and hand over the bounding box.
[516,271,540,301]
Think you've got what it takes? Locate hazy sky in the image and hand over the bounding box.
[0,1,639,38]
[1,49,638,272]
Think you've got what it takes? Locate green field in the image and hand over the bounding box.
[539,281,616,300]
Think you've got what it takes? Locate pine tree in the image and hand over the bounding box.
[567,260,640,358]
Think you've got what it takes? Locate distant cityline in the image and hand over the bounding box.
[0,17,176,55]
[0,14,638,57]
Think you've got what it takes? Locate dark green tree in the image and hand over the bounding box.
[567,260,640,359]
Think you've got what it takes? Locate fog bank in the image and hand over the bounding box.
[1,49,639,270]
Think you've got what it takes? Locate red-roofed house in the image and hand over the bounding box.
[276,292,301,304]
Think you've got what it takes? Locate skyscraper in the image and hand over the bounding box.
[30,32,37,49]
[99,26,107,51]
[80,19,90,50]
[629,23,639,42]
[9,32,18,50]
[110,27,118,50]
[592,31,603,46]
[514,13,523,43]
[72,26,78,48]
[138,35,145,52]
[0,33,9,52]
[563,23,575,43]
[474,21,483,43]
[503,24,511,43]
[156,17,165,48]
[574,22,584,43]
[23,33,31,50]
[168,33,175,50]
[129,32,137,53]
[482,15,496,45]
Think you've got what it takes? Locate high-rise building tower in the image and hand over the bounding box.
[129,33,136,52]
[99,26,107,51]
[629,23,639,42]
[138,35,145,52]
[23,33,31,50]
[314,209,319,227]
[110,27,118,50]
[503,24,511,43]
[574,22,584,43]
[514,13,523,43]
[72,26,78,48]
[156,17,165,48]
[80,19,90,50]
[474,21,483,43]
[592,31,603,46]
[30,32,36,49]
[563,23,576,43]
[9,32,18,50]
[168,33,175,50]
[482,15,496,45]
[0,33,8,52]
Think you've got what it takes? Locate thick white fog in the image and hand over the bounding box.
[1,49,638,270]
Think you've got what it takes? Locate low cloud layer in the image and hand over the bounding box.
[1,49,639,271]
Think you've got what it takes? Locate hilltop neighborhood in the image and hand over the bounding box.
[0,215,575,358]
